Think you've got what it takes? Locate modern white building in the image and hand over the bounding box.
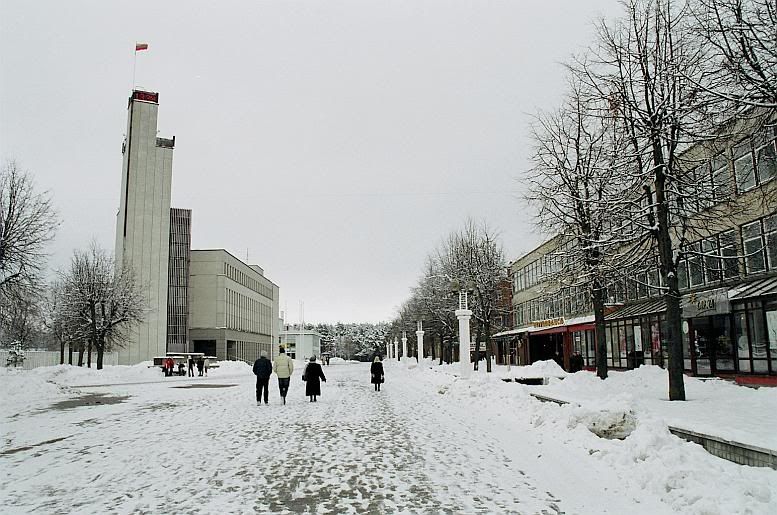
[114,90,174,365]
[279,325,322,361]
[188,249,280,363]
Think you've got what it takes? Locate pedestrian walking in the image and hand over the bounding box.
[273,346,294,405]
[303,356,326,402]
[370,356,384,391]
[188,357,195,377]
[203,357,210,376]
[196,357,205,377]
[253,351,272,405]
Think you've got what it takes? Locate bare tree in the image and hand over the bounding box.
[527,83,629,379]
[60,244,145,369]
[411,257,459,364]
[438,220,507,372]
[692,0,777,108]
[0,161,58,301]
[0,288,42,349]
[575,0,727,400]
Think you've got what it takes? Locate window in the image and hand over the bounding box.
[702,237,721,283]
[734,127,777,192]
[742,220,766,274]
[710,153,730,201]
[734,138,757,192]
[688,242,705,287]
[765,214,777,271]
[754,128,777,184]
[719,230,739,279]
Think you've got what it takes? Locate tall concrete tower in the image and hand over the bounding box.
[115,90,174,364]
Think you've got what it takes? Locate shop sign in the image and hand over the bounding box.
[531,317,565,329]
[681,288,730,318]
[469,342,487,351]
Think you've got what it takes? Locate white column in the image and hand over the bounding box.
[416,330,424,362]
[401,331,408,362]
[387,341,392,360]
[393,338,399,361]
[456,308,472,378]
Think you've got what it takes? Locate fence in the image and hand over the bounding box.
[1,350,120,370]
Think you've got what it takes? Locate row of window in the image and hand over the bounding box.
[224,263,274,299]
[513,213,777,324]
[572,299,777,375]
[225,288,274,336]
[226,340,273,364]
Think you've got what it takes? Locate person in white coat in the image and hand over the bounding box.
[273,346,294,405]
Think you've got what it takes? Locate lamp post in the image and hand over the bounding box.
[393,337,399,362]
[416,320,424,363]
[387,340,392,360]
[451,279,473,378]
[401,331,408,363]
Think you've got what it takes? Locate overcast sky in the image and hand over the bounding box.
[1,0,622,324]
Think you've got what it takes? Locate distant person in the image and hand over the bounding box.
[253,352,272,405]
[273,346,294,405]
[203,357,210,376]
[371,356,384,391]
[177,361,185,376]
[326,355,330,366]
[163,357,174,377]
[188,357,195,377]
[196,356,205,377]
[303,356,326,402]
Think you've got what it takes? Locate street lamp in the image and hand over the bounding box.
[393,337,399,362]
[401,331,408,363]
[451,278,474,378]
[416,320,424,363]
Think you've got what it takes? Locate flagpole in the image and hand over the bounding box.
[132,44,138,91]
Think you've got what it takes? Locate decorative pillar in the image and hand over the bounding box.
[387,341,392,360]
[401,331,408,362]
[393,338,399,361]
[416,320,424,363]
[456,289,472,378]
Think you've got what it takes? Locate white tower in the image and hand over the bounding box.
[115,90,174,365]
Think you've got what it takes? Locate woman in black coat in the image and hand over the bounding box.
[370,356,384,391]
[303,356,326,402]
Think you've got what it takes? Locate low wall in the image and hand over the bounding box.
[1,350,119,370]
[528,392,777,470]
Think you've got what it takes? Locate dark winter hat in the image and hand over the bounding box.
[310,356,316,362]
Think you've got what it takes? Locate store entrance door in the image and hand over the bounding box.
[690,315,733,376]
[529,332,564,369]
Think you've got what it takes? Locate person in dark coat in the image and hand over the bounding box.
[196,356,205,376]
[302,356,326,402]
[253,351,273,405]
[188,357,195,377]
[370,356,384,391]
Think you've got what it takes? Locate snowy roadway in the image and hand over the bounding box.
[2,361,775,514]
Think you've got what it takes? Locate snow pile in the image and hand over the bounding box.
[208,360,251,375]
[0,367,70,417]
[540,365,777,449]
[24,362,162,386]
[516,359,568,378]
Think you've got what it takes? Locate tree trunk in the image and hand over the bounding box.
[77,344,84,367]
[87,342,92,368]
[96,341,104,370]
[652,150,686,401]
[68,343,73,365]
[485,321,492,373]
[593,282,608,380]
[60,341,65,365]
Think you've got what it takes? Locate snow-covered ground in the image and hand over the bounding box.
[1,360,775,514]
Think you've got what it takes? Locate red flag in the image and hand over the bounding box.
[135,43,148,51]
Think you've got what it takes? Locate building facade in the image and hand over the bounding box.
[188,250,279,363]
[167,208,191,354]
[500,120,777,380]
[279,325,322,361]
[114,90,174,365]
